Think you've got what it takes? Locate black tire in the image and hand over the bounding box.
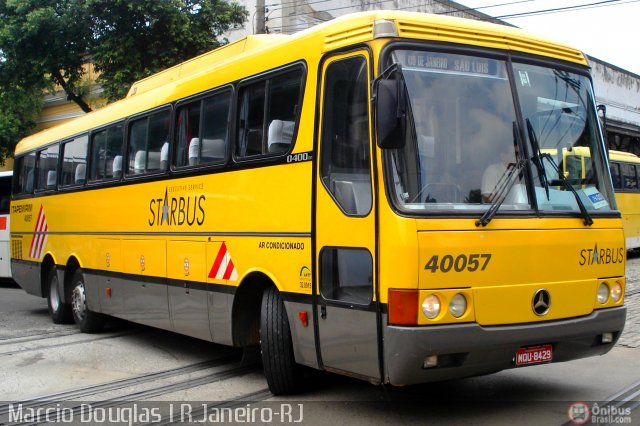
[260,286,302,395]
[70,269,105,333]
[46,268,73,324]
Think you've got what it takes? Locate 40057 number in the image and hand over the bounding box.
[424,254,492,273]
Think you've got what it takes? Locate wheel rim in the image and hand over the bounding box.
[71,280,87,321]
[49,276,60,312]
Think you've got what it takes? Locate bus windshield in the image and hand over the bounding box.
[384,50,616,216]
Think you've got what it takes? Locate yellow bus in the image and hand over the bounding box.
[10,11,626,394]
[546,146,640,251]
[609,151,640,250]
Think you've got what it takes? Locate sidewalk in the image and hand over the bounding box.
[618,251,640,348]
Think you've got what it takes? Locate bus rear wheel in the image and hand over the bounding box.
[70,269,105,333]
[260,286,302,395]
[46,268,72,324]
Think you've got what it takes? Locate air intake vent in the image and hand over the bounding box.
[324,23,374,52]
[11,239,22,260]
[397,21,586,65]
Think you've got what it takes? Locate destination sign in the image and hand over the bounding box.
[403,52,501,77]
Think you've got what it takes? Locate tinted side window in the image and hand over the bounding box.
[90,124,124,181]
[622,163,638,190]
[236,68,303,159]
[320,56,372,216]
[61,135,88,187]
[13,153,37,195]
[127,110,171,176]
[175,91,230,168]
[610,162,621,189]
[36,145,59,191]
[320,247,372,305]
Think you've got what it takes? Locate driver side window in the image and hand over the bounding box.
[320,55,372,216]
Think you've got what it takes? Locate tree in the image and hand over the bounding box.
[88,0,248,101]
[0,0,247,162]
[0,84,43,165]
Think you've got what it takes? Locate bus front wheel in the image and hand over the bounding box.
[260,286,302,395]
[46,268,72,324]
[70,269,105,333]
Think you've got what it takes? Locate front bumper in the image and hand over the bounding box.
[384,306,626,385]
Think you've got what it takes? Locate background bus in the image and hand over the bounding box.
[552,147,639,250]
[0,171,12,280]
[609,150,640,250]
[10,11,626,395]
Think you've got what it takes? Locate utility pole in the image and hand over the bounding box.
[256,0,266,34]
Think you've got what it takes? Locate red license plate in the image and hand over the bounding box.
[515,344,553,366]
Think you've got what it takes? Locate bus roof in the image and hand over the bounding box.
[15,10,588,156]
[610,149,640,163]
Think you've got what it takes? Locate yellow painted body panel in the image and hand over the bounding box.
[417,227,625,287]
[10,161,313,295]
[415,224,624,325]
[617,192,640,247]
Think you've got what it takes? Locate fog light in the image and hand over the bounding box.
[611,281,623,302]
[602,332,613,343]
[450,293,467,318]
[597,282,609,304]
[422,294,441,319]
[423,355,438,369]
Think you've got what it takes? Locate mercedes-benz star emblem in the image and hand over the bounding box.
[532,289,551,316]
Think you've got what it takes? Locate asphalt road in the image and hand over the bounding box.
[0,253,638,425]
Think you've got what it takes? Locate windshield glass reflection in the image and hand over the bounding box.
[384,50,615,215]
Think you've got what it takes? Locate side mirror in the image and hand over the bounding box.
[374,66,407,149]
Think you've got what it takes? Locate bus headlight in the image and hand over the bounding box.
[449,293,467,318]
[611,281,623,302]
[421,294,441,319]
[597,282,610,304]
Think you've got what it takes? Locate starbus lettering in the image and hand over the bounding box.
[579,243,625,266]
[148,187,206,226]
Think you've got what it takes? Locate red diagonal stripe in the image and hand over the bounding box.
[222,259,235,280]
[29,205,44,257]
[208,242,227,278]
[35,223,48,258]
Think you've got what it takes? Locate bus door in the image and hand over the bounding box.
[314,52,380,381]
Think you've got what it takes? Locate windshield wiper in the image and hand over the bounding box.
[526,118,550,199]
[476,159,527,227]
[539,153,594,226]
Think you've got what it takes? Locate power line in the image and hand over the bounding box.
[268,0,538,24]
[494,0,625,18]
[269,0,542,28]
[270,0,638,32]
[501,0,640,18]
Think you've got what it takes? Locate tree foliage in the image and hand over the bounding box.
[0,0,247,161]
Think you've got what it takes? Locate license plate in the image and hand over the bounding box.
[515,344,553,366]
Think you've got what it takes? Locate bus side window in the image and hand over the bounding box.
[36,145,59,191]
[622,163,638,190]
[175,91,230,168]
[127,110,170,176]
[90,124,123,181]
[236,67,303,159]
[320,55,372,216]
[201,93,230,164]
[175,102,201,167]
[610,162,621,189]
[61,135,88,187]
[320,248,372,305]
[13,152,37,195]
